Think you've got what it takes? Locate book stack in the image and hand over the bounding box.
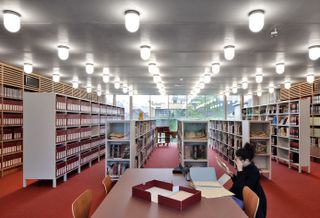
[80,139,91,151]
[56,129,67,143]
[67,99,80,111]
[107,162,130,177]
[67,128,81,141]
[67,114,80,126]
[80,127,91,139]
[56,96,66,110]
[56,161,66,177]
[56,114,67,126]
[66,142,80,156]
[2,114,23,125]
[91,103,100,114]
[2,153,22,169]
[91,115,100,125]
[1,87,22,99]
[56,145,66,160]
[100,105,107,114]
[109,144,130,159]
[1,99,23,111]
[80,101,91,113]
[66,156,79,172]
[2,141,22,155]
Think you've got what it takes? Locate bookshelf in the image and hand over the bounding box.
[23,92,124,187]
[106,120,156,180]
[0,85,23,177]
[310,95,320,161]
[208,120,242,167]
[178,120,208,167]
[242,98,310,173]
[242,121,272,179]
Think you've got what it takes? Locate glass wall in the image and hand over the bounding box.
[206,96,225,119]
[226,95,241,120]
[186,95,208,120]
[133,95,150,119]
[105,95,113,105]
[116,95,130,119]
[150,95,169,118]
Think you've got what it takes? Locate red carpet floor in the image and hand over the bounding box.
[1,145,320,217]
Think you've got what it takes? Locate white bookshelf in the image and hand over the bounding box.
[23,93,123,188]
[242,98,310,173]
[105,120,156,180]
[242,120,272,179]
[208,120,243,167]
[178,120,208,167]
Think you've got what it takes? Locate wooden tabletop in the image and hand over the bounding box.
[92,168,247,218]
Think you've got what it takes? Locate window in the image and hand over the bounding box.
[116,95,130,119]
[169,95,186,119]
[105,95,113,105]
[206,96,224,119]
[186,95,207,120]
[133,95,150,119]
[226,95,241,120]
[150,95,168,118]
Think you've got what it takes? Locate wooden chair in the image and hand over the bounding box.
[102,176,113,194]
[242,186,260,218]
[72,189,93,218]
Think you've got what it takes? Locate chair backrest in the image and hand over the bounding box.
[243,186,260,218]
[102,176,113,194]
[72,189,93,218]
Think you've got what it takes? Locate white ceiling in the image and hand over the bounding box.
[0,0,320,95]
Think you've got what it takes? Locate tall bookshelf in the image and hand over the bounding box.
[208,120,242,167]
[209,120,271,179]
[242,121,272,179]
[242,98,310,173]
[310,95,320,161]
[178,120,208,167]
[0,85,23,177]
[106,120,156,180]
[23,93,124,187]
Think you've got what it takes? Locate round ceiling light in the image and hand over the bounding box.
[85,63,94,75]
[72,80,79,89]
[140,45,151,61]
[275,63,285,75]
[3,10,21,33]
[57,45,69,61]
[211,63,220,74]
[124,10,140,33]
[308,45,320,61]
[224,45,235,61]
[23,63,33,74]
[248,10,265,33]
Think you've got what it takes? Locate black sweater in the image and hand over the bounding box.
[230,163,267,218]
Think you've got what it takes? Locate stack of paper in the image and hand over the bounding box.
[189,167,233,199]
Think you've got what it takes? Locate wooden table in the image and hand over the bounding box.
[92,169,247,218]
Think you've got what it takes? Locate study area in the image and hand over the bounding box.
[0,0,320,218]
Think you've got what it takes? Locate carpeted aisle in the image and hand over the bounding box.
[1,145,320,217]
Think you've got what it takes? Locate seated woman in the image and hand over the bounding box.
[226,143,267,218]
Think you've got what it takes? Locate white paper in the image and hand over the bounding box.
[146,187,173,203]
[218,173,231,186]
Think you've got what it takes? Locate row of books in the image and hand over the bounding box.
[290,128,299,138]
[56,96,67,110]
[290,102,299,113]
[107,162,130,177]
[0,141,22,155]
[1,87,22,99]
[312,128,320,137]
[92,103,100,114]
[1,114,23,125]
[56,127,105,143]
[311,117,320,126]
[56,137,103,160]
[0,154,22,169]
[80,149,100,165]
[66,156,80,172]
[0,99,23,111]
[67,99,81,111]
[311,137,320,147]
[184,144,207,160]
[135,121,156,138]
[1,127,22,141]
[108,144,130,159]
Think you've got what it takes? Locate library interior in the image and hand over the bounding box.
[1,1,320,218]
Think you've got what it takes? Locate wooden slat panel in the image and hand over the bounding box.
[3,65,23,88]
[0,64,3,84]
[73,88,81,98]
[40,77,53,92]
[290,85,300,99]
[80,90,87,99]
[313,79,320,95]
[64,84,73,96]
[300,82,312,97]
[53,82,64,94]
[280,86,290,101]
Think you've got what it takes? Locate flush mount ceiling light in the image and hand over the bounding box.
[257,89,262,97]
[52,71,60,83]
[269,84,275,93]
[242,80,248,89]
[140,45,151,61]
[248,9,265,33]
[85,63,94,74]
[256,68,263,83]
[204,73,211,83]
[57,45,69,61]
[232,84,238,94]
[114,79,120,89]
[275,63,285,75]
[23,63,33,74]
[86,85,92,93]
[308,45,320,60]
[72,80,79,89]
[211,63,220,74]
[307,72,315,83]
[97,89,102,96]
[199,81,205,89]
[284,80,291,89]
[148,63,157,75]
[102,67,110,83]
[153,74,161,83]
[3,10,21,33]
[124,10,140,33]
[122,84,128,93]
[224,45,235,61]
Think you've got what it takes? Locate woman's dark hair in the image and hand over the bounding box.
[236,142,255,161]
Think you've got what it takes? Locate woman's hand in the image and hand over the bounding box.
[226,168,234,177]
[235,158,243,172]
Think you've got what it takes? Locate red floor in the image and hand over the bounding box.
[1,145,320,217]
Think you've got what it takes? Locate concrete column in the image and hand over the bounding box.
[113,95,116,106]
[129,95,133,120]
[224,95,227,120]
